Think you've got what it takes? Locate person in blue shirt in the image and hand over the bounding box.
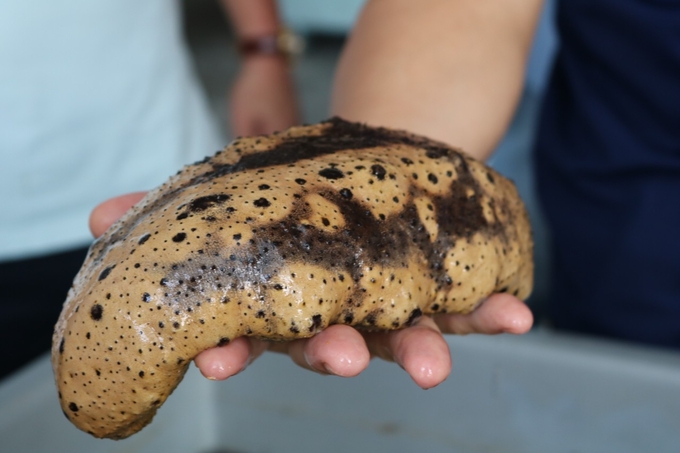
[536,0,680,347]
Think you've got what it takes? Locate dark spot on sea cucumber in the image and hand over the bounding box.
[295,178,306,185]
[189,194,230,212]
[90,304,103,321]
[486,172,495,184]
[344,313,354,323]
[426,148,449,159]
[256,310,265,318]
[258,184,270,190]
[339,188,353,199]
[138,234,151,245]
[142,293,151,302]
[233,233,242,240]
[172,232,186,243]
[428,173,438,184]
[253,197,271,208]
[59,338,65,354]
[139,371,145,378]
[69,402,79,412]
[218,337,230,346]
[98,265,115,281]
[406,308,422,326]
[401,157,413,166]
[322,217,330,226]
[176,212,189,221]
[371,164,386,180]
[310,314,323,331]
[319,168,344,179]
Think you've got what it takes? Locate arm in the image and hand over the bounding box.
[332,0,543,161]
[221,0,281,40]
[220,0,300,137]
[330,0,541,369]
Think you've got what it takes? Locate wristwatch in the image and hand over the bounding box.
[237,28,305,62]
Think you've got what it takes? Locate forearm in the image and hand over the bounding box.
[331,0,543,161]
[220,0,282,38]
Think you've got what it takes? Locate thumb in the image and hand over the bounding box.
[89,192,147,238]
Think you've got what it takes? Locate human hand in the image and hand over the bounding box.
[90,193,533,389]
[229,56,299,137]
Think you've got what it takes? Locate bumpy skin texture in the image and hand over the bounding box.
[52,118,533,439]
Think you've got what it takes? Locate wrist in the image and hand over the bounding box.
[240,52,290,70]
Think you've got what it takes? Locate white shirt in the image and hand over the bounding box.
[0,0,223,260]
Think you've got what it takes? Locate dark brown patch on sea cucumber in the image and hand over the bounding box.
[90,304,103,321]
[253,197,271,208]
[319,167,344,180]
[371,164,387,180]
[98,265,115,281]
[189,194,231,213]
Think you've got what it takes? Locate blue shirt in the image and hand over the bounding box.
[535,0,680,346]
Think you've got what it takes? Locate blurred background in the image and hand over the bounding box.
[2,2,679,453]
